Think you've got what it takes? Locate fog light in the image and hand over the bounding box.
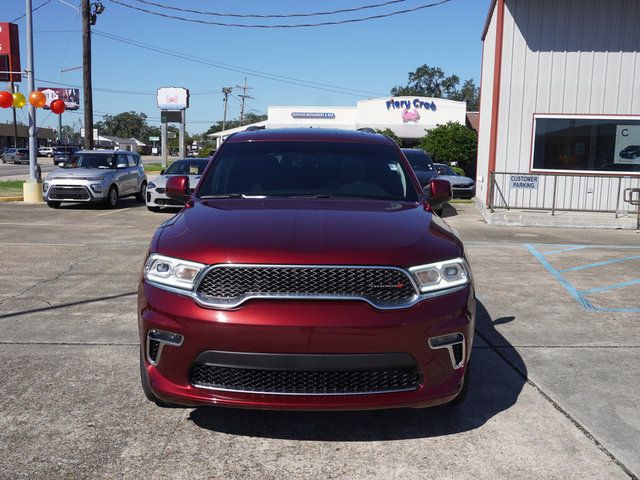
[146,329,183,366]
[429,333,465,369]
[90,183,102,193]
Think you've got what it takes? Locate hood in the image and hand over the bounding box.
[156,198,462,267]
[46,167,112,179]
[151,174,202,188]
[437,175,474,186]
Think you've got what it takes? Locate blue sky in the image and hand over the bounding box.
[3,0,490,134]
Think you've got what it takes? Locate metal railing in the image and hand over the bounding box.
[489,171,640,217]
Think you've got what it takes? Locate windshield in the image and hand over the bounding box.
[435,164,456,176]
[63,153,116,169]
[198,141,418,202]
[165,160,208,175]
[403,150,434,171]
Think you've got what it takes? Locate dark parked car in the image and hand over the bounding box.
[619,145,640,159]
[139,128,474,410]
[402,148,438,187]
[434,163,476,199]
[52,145,81,166]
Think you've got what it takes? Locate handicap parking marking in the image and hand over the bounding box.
[525,243,640,313]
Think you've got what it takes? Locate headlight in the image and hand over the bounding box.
[409,258,470,293]
[144,253,205,291]
[147,182,156,189]
[42,183,49,192]
[85,176,105,181]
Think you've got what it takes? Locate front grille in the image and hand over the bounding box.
[190,364,421,395]
[48,186,91,201]
[196,265,418,308]
[156,198,183,206]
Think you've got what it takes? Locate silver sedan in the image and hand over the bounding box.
[146,158,208,212]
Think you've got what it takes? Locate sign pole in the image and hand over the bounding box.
[58,112,62,144]
[161,118,167,168]
[179,109,185,158]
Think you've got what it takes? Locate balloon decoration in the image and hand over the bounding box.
[0,91,13,109]
[12,92,26,109]
[50,99,66,115]
[29,90,47,108]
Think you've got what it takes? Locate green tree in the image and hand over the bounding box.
[59,125,80,144]
[375,128,401,144]
[95,111,155,140]
[419,122,478,176]
[391,64,480,110]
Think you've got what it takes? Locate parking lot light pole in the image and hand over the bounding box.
[23,0,44,203]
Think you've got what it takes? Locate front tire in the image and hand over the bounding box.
[135,181,147,202]
[104,185,119,209]
[47,201,61,209]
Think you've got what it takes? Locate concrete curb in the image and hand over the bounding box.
[0,196,24,202]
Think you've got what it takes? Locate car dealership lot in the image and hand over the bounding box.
[0,202,638,479]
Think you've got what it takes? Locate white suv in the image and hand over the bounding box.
[38,147,54,157]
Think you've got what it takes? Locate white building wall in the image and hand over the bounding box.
[267,106,357,130]
[483,0,640,212]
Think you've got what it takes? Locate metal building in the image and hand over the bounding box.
[477,0,640,218]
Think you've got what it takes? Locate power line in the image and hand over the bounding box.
[128,0,410,18]
[10,0,54,22]
[92,30,385,97]
[105,0,454,29]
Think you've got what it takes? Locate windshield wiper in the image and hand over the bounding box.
[200,193,267,199]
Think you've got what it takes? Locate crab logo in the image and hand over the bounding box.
[402,108,421,123]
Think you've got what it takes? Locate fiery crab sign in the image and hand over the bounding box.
[39,88,80,110]
[157,87,189,110]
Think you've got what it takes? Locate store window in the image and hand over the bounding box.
[532,115,640,173]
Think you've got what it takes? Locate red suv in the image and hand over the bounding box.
[138,129,475,410]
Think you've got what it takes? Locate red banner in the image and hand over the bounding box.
[0,23,21,83]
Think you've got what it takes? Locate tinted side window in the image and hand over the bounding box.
[127,154,138,167]
[117,154,129,167]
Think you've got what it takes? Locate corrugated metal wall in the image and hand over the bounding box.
[497,0,640,174]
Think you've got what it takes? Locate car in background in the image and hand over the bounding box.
[619,145,640,159]
[43,150,147,209]
[38,147,54,157]
[434,163,476,199]
[138,128,472,411]
[402,148,438,187]
[402,148,448,215]
[52,145,81,166]
[146,158,208,212]
[1,148,30,164]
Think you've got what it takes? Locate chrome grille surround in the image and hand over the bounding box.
[194,264,421,310]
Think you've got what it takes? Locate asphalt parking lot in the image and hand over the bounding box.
[0,201,638,479]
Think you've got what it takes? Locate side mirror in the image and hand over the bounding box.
[160,169,165,175]
[426,178,452,204]
[166,175,190,202]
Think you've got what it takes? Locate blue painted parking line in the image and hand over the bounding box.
[582,278,640,295]
[525,244,594,310]
[526,243,640,313]
[542,245,591,255]
[558,255,640,273]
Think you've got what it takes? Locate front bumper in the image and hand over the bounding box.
[43,182,107,203]
[451,185,476,198]
[146,189,184,208]
[139,282,475,410]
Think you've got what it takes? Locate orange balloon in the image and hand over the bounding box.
[29,91,47,108]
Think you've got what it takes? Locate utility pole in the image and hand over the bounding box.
[236,77,253,126]
[10,82,18,148]
[82,0,94,150]
[81,1,104,150]
[221,87,232,132]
